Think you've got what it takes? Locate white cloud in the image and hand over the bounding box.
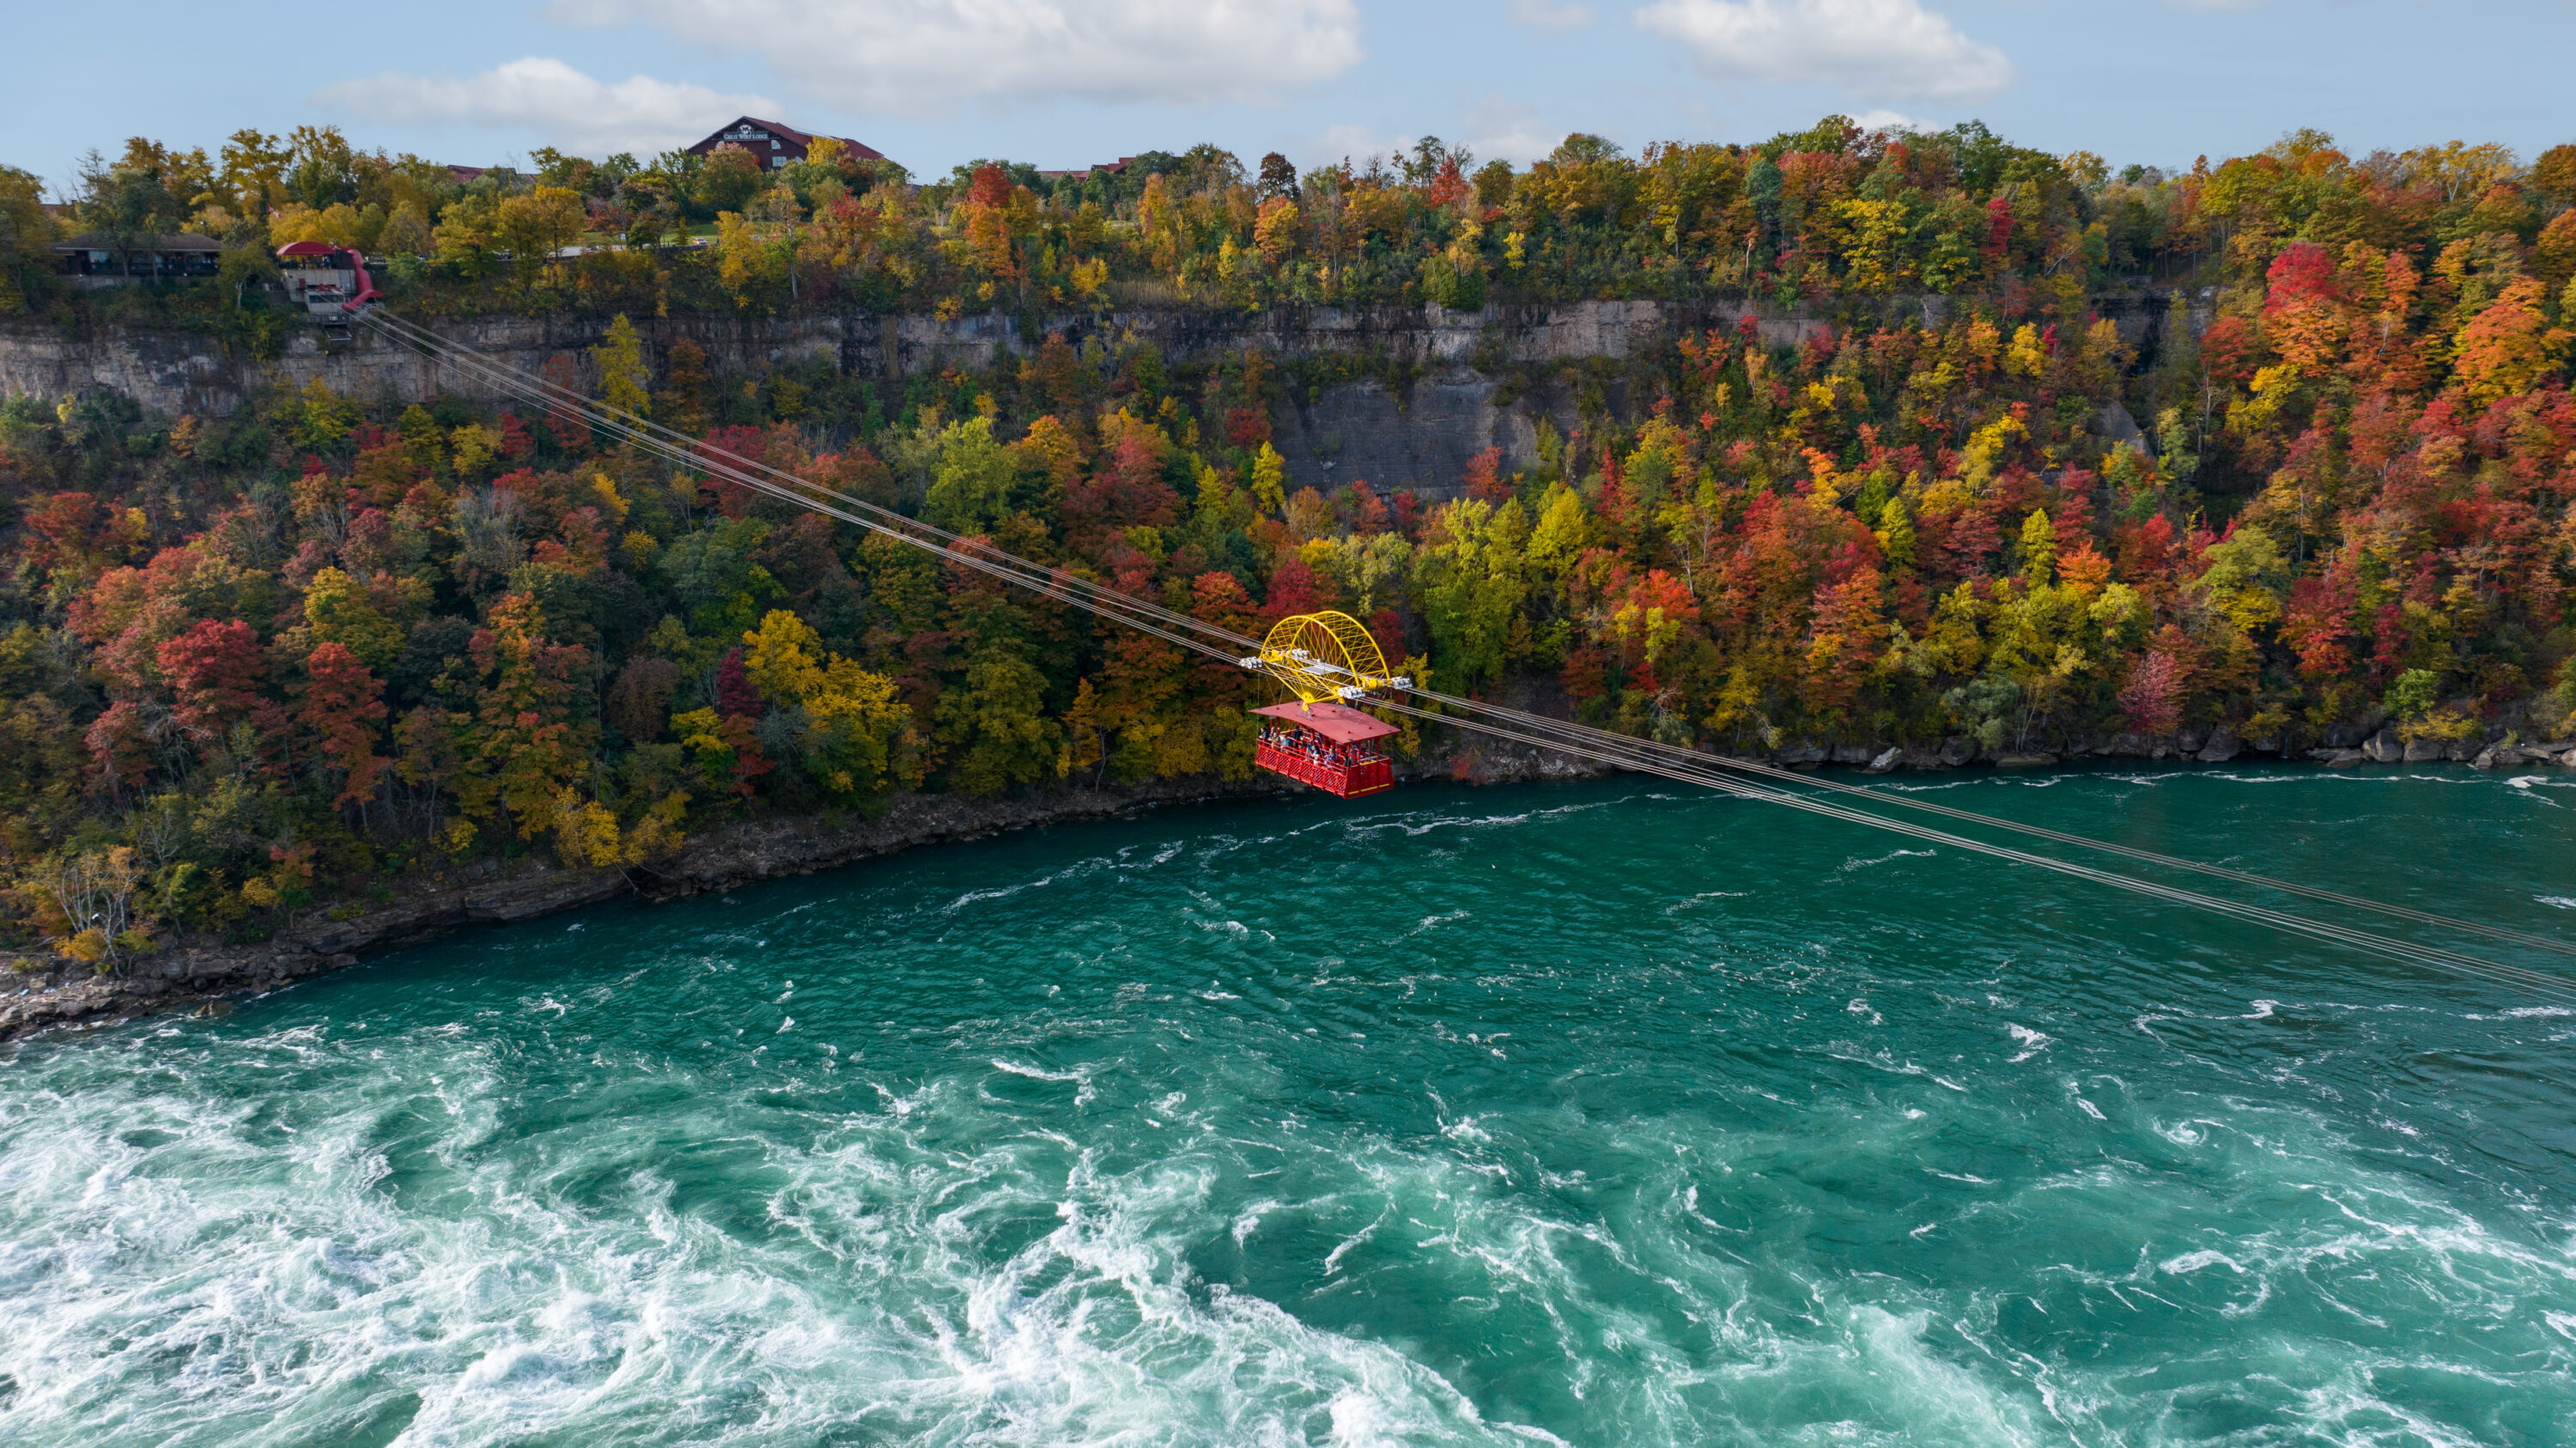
[549,0,1364,112]
[1299,102,1583,174]
[1852,107,1923,132]
[1461,99,1574,166]
[1510,0,1594,31]
[1309,123,1413,171]
[1633,0,2013,105]
[313,58,778,156]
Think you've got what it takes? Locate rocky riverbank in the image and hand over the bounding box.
[1821,727,2573,774]
[6,717,2565,1043]
[1765,697,2571,775]
[1,774,1305,1043]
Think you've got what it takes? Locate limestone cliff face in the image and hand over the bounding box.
[0,294,2172,499]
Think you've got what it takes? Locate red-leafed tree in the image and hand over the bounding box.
[1804,565,1886,720]
[1425,155,1470,210]
[1064,419,1183,551]
[83,700,151,799]
[963,164,1021,279]
[497,413,537,465]
[716,648,762,720]
[1982,196,2014,270]
[2199,314,2263,386]
[302,642,389,809]
[156,619,274,751]
[2263,240,2345,373]
[2117,649,2184,736]
[2278,565,2360,684]
[1607,569,1701,693]
[1261,556,1334,621]
[21,491,144,579]
[1188,572,1260,702]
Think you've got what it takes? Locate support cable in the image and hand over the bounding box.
[1405,686,2576,960]
[1371,699,2576,1001]
[362,312,1256,651]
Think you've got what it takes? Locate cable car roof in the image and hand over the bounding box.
[1250,700,1398,743]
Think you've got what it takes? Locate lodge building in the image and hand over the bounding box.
[683,117,885,171]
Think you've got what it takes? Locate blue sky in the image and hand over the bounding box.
[7,0,2571,193]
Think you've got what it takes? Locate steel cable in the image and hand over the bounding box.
[1371,699,2576,1000]
[361,312,1263,653]
[1405,686,2576,960]
[358,316,1249,664]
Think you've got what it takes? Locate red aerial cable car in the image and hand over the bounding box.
[1240,611,1407,800]
[1253,700,1397,799]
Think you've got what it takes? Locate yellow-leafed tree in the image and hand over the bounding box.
[742,611,920,799]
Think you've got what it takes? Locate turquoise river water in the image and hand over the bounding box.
[3,764,2575,1446]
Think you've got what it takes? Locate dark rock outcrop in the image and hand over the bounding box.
[0,294,2174,500]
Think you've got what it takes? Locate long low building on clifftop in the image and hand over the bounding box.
[53,233,221,285]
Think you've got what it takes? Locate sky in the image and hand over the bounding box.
[6,0,2573,193]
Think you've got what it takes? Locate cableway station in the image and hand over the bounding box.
[275,241,380,350]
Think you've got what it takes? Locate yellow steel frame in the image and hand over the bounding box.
[1247,611,1404,705]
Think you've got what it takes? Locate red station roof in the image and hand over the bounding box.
[1252,701,1399,744]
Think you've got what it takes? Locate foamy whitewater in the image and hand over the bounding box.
[3,765,2572,1445]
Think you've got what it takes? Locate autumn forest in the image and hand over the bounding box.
[2,116,2573,965]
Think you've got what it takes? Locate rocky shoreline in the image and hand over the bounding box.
[4,722,2564,1044]
[1782,722,2574,774]
[1,775,1303,1043]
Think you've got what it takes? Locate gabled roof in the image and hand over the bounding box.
[694,116,885,162]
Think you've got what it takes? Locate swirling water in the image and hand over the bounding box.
[3,765,2575,1447]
